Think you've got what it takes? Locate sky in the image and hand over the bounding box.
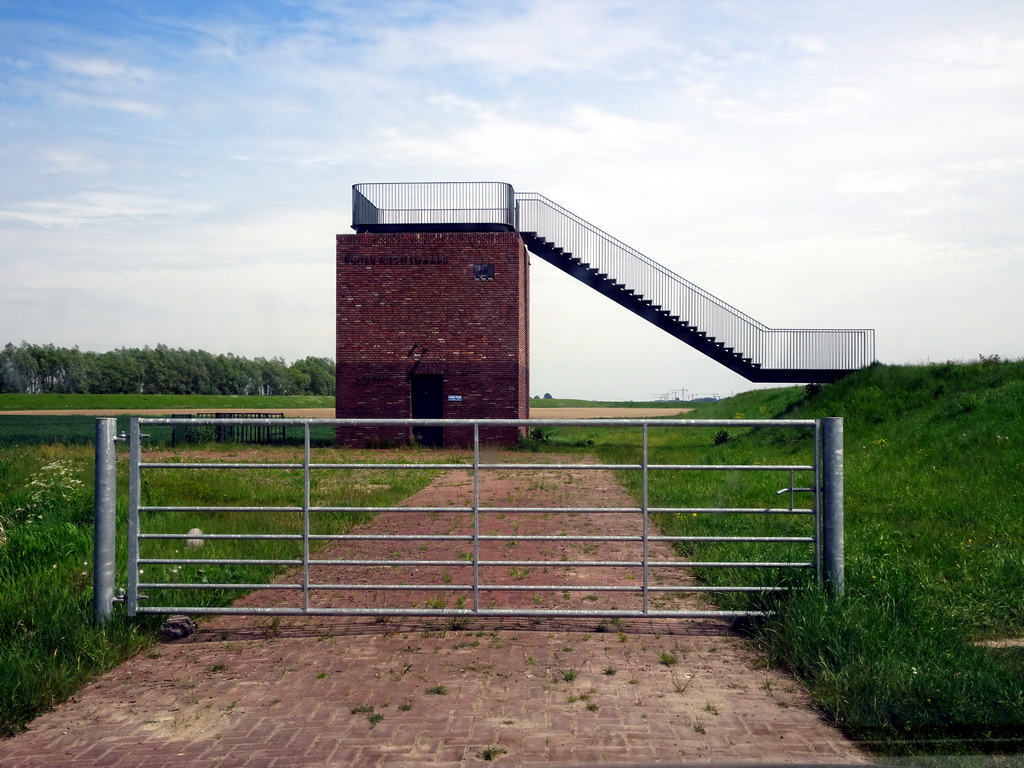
[1,0,1022,401]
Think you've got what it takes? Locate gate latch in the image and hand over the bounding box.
[114,432,150,442]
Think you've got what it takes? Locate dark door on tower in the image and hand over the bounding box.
[410,374,443,447]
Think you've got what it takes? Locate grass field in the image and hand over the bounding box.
[2,366,1023,756]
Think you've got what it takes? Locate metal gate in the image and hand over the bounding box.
[93,417,844,624]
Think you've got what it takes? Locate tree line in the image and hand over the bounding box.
[0,343,336,396]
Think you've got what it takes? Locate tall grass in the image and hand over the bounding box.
[575,359,1024,756]
[0,447,156,737]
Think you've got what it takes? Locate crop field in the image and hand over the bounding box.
[0,393,334,412]
[0,395,338,448]
[2,363,1024,757]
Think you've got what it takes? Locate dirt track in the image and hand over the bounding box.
[531,407,692,419]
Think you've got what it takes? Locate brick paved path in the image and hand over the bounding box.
[0,456,872,767]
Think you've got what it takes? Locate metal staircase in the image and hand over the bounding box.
[352,182,876,383]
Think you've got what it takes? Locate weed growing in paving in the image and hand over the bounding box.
[692,713,706,735]
[479,746,507,761]
[559,659,586,682]
[425,685,448,695]
[671,672,693,694]
[350,704,383,727]
[389,662,412,680]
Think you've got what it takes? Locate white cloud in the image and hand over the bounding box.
[38,148,110,175]
[0,192,208,228]
[53,91,166,117]
[47,54,155,84]
[363,0,668,77]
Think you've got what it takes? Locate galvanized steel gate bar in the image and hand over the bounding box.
[104,417,843,622]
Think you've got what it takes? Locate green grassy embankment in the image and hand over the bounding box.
[550,359,1023,756]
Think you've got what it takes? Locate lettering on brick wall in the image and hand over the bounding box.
[356,373,391,382]
[343,255,449,265]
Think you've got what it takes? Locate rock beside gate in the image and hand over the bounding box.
[159,615,197,641]
[184,528,204,548]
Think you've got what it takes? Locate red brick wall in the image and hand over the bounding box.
[335,231,529,447]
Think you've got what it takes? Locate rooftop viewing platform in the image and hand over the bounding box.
[346,181,876,383]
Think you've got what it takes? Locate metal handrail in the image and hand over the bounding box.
[353,181,516,230]
[515,192,875,371]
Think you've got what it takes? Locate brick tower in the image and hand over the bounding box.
[335,184,529,447]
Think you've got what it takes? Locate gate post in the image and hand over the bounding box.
[93,418,118,626]
[821,417,845,596]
